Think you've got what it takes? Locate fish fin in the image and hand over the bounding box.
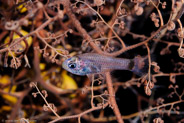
[90,65,101,73]
[131,55,149,76]
[87,74,93,81]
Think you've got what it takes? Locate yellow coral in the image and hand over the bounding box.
[0,75,17,104]
[61,70,78,90]
[4,29,32,56]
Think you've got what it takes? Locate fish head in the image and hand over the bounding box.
[62,56,90,75]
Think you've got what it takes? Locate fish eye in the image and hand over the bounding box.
[68,63,76,69]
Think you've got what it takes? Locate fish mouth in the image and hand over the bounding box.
[62,61,68,70]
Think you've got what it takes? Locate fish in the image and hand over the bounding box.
[62,53,148,76]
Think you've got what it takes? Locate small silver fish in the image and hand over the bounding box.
[62,53,147,76]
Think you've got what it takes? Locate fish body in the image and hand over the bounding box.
[62,53,147,76]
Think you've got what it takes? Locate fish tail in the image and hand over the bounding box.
[130,56,148,76]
